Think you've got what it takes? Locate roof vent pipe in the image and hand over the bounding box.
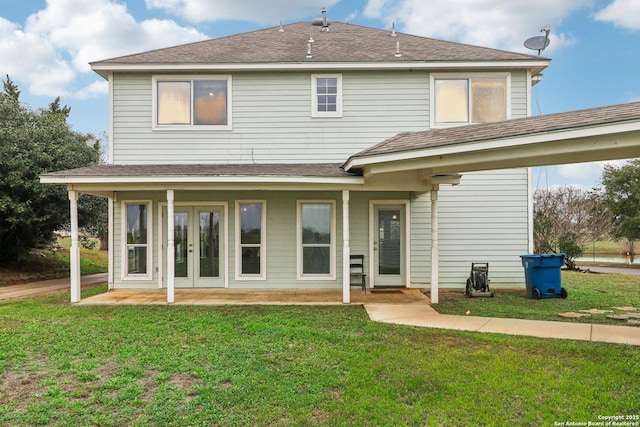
[279,20,284,32]
[306,43,313,59]
[321,7,329,32]
[395,41,402,57]
[391,21,396,36]
[311,8,331,30]
[309,28,314,43]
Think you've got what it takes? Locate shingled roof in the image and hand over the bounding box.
[42,163,357,179]
[91,21,546,69]
[347,101,640,162]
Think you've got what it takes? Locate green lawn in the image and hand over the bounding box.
[0,287,638,426]
[434,271,640,326]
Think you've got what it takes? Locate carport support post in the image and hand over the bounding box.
[430,185,439,304]
[167,190,175,304]
[342,190,350,304]
[68,190,81,303]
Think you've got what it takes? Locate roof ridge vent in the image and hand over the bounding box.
[391,21,396,36]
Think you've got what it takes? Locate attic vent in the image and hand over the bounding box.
[311,7,330,32]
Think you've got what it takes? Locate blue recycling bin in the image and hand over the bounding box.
[520,254,568,299]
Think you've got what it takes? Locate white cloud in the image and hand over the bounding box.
[0,0,207,99]
[556,160,628,187]
[362,0,590,53]
[594,0,640,30]
[145,0,341,24]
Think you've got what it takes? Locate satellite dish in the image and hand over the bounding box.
[524,26,551,55]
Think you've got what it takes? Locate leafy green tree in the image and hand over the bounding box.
[558,232,583,270]
[602,160,640,254]
[0,75,100,264]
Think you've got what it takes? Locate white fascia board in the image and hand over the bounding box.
[40,174,364,186]
[91,60,549,75]
[345,120,640,170]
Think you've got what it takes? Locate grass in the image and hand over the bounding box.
[0,288,638,426]
[434,271,640,326]
[0,239,108,286]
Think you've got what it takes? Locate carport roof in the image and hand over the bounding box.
[351,101,640,159]
[343,101,640,174]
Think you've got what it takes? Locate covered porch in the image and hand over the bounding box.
[41,102,640,306]
[76,287,431,306]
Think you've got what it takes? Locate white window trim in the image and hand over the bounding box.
[152,74,232,131]
[235,200,267,281]
[311,74,343,118]
[296,200,336,281]
[430,72,511,128]
[121,200,153,281]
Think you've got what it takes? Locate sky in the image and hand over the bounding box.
[1,0,639,190]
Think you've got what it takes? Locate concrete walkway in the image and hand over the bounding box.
[0,274,107,301]
[365,300,640,346]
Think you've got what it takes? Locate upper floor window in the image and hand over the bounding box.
[153,76,232,130]
[432,74,509,126]
[311,74,342,118]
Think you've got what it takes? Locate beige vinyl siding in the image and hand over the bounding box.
[409,169,528,287]
[111,71,430,164]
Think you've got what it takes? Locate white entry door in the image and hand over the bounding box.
[164,206,225,288]
[372,203,406,287]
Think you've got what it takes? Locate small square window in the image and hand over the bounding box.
[312,74,342,117]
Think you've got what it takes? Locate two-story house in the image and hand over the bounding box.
[42,12,640,304]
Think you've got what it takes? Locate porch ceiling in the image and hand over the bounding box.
[345,101,640,178]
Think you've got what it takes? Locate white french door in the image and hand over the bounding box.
[163,206,225,288]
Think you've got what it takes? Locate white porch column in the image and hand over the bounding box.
[430,185,439,304]
[166,190,175,304]
[107,196,114,291]
[342,190,351,304]
[68,190,81,303]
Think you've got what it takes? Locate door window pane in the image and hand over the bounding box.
[378,209,401,275]
[200,211,220,278]
[174,213,188,278]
